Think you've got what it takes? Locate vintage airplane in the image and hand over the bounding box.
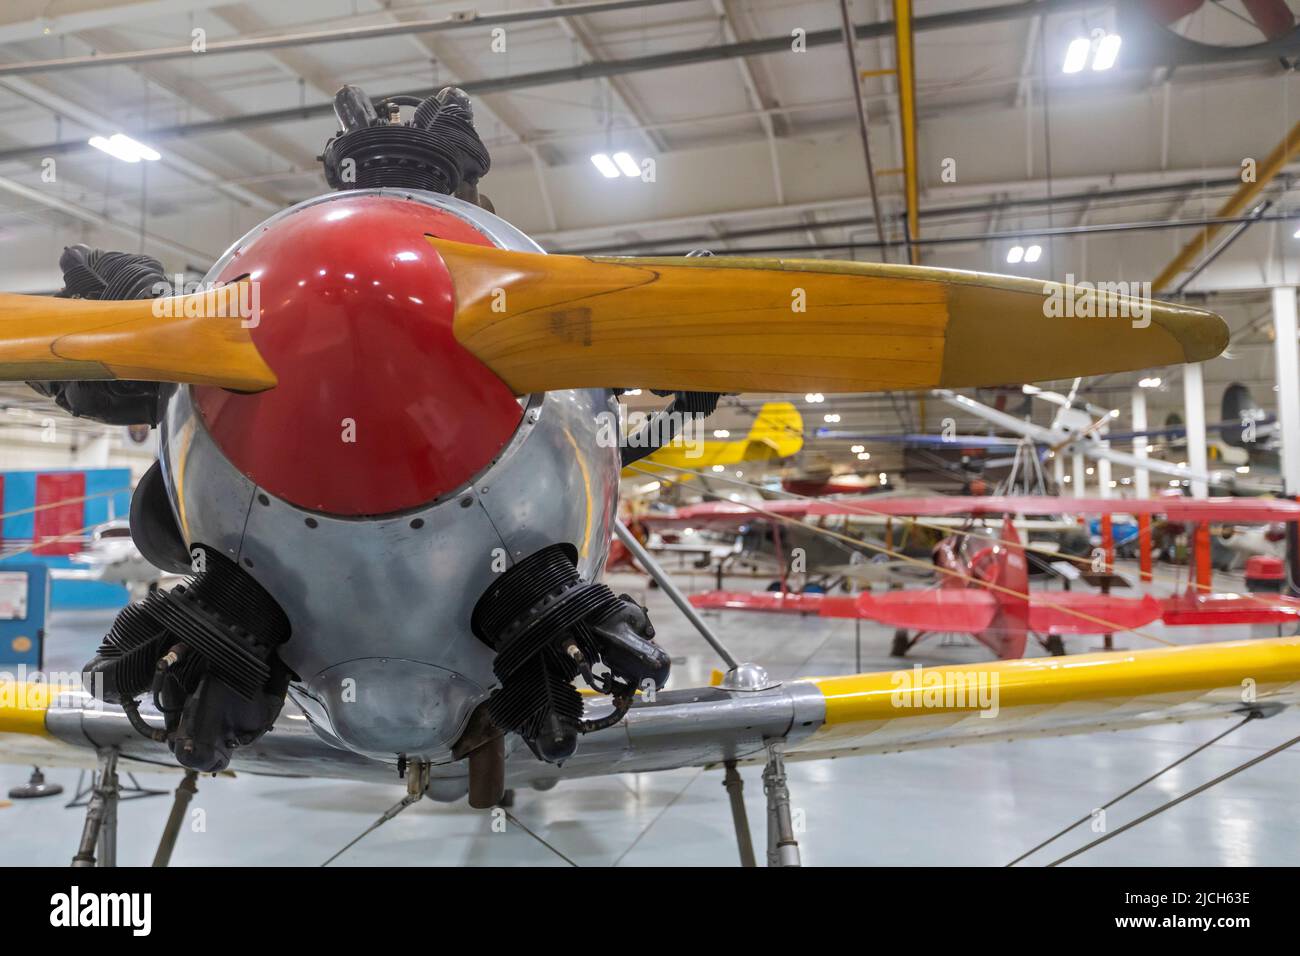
[3,84,1297,866]
[622,400,803,481]
[688,516,1154,658]
[638,487,1087,589]
[677,494,1300,660]
[55,518,176,598]
[934,389,1277,493]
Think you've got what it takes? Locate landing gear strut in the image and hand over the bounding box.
[71,748,120,867]
[762,743,801,867]
[152,770,200,867]
[722,760,757,867]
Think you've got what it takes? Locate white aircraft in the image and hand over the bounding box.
[57,519,175,598]
[935,389,1272,493]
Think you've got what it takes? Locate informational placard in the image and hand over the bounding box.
[0,571,28,620]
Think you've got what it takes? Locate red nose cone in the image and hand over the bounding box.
[194,195,524,515]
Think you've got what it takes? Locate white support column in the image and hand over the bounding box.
[1052,452,1065,492]
[1273,286,1300,496]
[1131,386,1150,499]
[1182,362,1209,498]
[72,431,112,468]
[1072,453,1086,497]
[1097,452,1112,498]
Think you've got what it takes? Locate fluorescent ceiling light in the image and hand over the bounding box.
[1023,244,1042,263]
[824,413,841,423]
[712,465,724,472]
[1062,37,1091,74]
[611,151,640,177]
[1006,245,1025,264]
[1138,377,1161,388]
[713,429,730,438]
[88,133,161,163]
[857,452,870,460]
[1092,34,1121,71]
[851,444,865,453]
[590,153,620,178]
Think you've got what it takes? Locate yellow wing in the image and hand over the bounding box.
[623,401,803,478]
[790,637,1300,760]
[5,638,1297,783]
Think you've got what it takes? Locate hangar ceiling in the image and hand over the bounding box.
[0,0,1295,481]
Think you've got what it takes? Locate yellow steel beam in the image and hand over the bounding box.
[1153,118,1300,292]
[894,0,921,265]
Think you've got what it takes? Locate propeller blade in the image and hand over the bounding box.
[1242,0,1295,41]
[431,239,1228,396]
[0,282,276,390]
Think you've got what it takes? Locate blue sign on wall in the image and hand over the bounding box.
[0,563,50,668]
[0,468,134,610]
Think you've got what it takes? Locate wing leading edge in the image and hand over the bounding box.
[3,638,1298,789]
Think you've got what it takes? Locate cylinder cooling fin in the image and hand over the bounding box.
[471,544,670,764]
[83,545,292,773]
[320,84,491,198]
[26,243,169,426]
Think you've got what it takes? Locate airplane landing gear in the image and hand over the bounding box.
[722,760,757,867]
[152,770,200,867]
[891,629,912,657]
[71,748,120,867]
[762,743,801,867]
[1043,635,1066,656]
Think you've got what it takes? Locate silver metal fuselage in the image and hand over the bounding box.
[158,190,621,765]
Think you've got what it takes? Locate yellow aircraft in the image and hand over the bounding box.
[623,401,803,480]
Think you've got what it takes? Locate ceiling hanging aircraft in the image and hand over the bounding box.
[933,389,1276,493]
[6,82,1293,866]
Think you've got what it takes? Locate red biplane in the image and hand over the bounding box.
[644,496,1300,660]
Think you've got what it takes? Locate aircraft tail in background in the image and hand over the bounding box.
[979,518,1030,660]
[624,401,804,477]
